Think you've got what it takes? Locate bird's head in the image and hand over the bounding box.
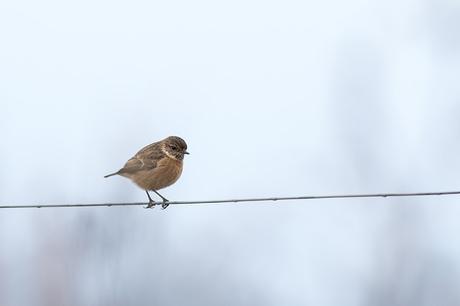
[162,136,189,160]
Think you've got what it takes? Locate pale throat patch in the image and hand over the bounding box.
[161,144,178,160]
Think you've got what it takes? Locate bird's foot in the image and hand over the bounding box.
[161,200,170,210]
[145,200,156,209]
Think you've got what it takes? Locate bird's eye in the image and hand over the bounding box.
[171,146,178,151]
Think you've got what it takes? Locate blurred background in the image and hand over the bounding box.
[1,0,460,305]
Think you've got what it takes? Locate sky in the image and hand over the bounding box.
[1,0,460,305]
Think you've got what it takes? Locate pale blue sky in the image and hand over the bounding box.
[1,0,460,305]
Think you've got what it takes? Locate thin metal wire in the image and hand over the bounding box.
[1,190,460,209]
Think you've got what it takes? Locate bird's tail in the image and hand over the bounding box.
[104,171,119,178]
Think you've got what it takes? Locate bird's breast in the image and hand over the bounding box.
[132,157,183,190]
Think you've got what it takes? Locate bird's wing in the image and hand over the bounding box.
[118,144,166,175]
[136,141,162,156]
[118,156,157,175]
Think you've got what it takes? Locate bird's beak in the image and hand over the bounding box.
[184,151,190,155]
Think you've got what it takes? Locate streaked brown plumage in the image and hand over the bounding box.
[104,136,189,209]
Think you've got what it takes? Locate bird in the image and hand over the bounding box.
[104,136,189,209]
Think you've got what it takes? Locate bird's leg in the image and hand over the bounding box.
[152,190,169,202]
[153,190,170,209]
[145,190,156,209]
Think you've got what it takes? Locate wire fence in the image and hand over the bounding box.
[1,190,460,209]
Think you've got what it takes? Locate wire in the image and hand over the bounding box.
[1,190,460,209]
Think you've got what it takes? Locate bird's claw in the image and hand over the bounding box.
[145,200,156,209]
[161,200,170,210]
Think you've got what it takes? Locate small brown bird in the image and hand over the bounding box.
[104,136,189,209]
